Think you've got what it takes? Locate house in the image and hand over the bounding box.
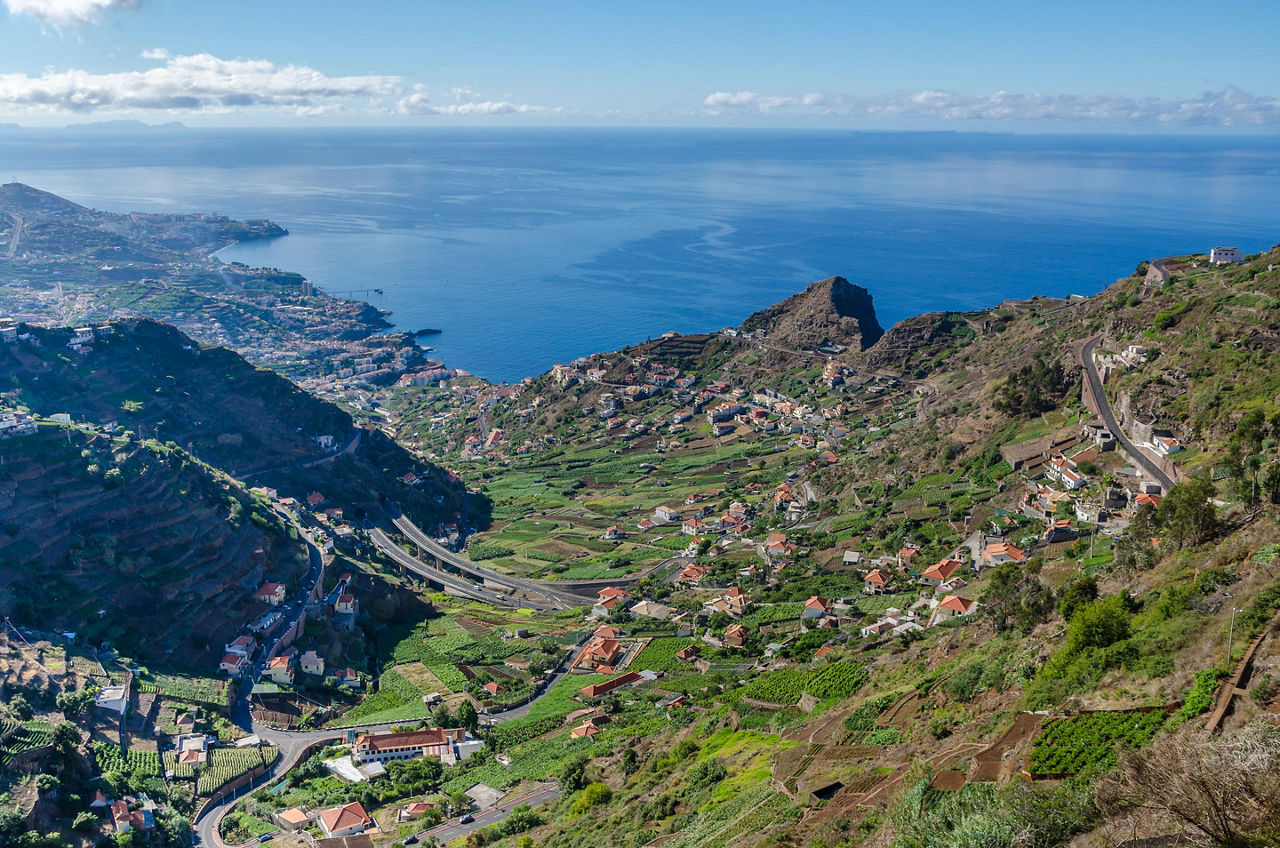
[676,644,701,662]
[90,791,113,809]
[353,728,482,765]
[814,644,838,660]
[860,608,921,638]
[276,808,314,830]
[306,492,327,509]
[919,559,963,588]
[225,635,257,657]
[602,525,626,540]
[931,594,977,624]
[654,505,682,522]
[802,596,831,619]
[983,541,1027,567]
[898,546,920,568]
[682,518,707,536]
[219,652,247,677]
[863,569,893,595]
[579,671,643,702]
[841,551,863,566]
[317,802,373,838]
[1134,492,1163,509]
[591,595,627,619]
[398,802,436,822]
[482,681,503,696]
[1043,519,1078,543]
[335,593,357,615]
[637,519,655,532]
[265,655,294,685]
[111,800,132,834]
[664,694,690,710]
[1048,454,1087,490]
[573,636,624,672]
[336,668,362,689]
[677,563,709,585]
[1150,434,1182,456]
[95,685,128,714]
[724,624,749,647]
[1209,246,1243,264]
[300,650,325,676]
[629,600,672,620]
[254,582,287,606]
[571,715,611,737]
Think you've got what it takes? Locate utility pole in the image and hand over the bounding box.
[1226,607,1243,667]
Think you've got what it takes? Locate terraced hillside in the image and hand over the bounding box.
[0,318,468,523]
[0,426,306,664]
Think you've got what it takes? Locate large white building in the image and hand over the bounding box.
[352,727,483,765]
[1210,246,1243,265]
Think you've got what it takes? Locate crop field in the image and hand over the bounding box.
[1027,709,1168,776]
[736,664,868,706]
[195,746,280,795]
[0,721,52,765]
[138,672,229,708]
[740,604,803,627]
[631,637,698,672]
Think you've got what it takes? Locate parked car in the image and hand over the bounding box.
[458,814,474,824]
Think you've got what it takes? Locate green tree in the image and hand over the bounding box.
[8,694,33,721]
[1057,577,1098,623]
[52,722,81,756]
[455,700,478,732]
[1155,476,1217,548]
[431,702,451,727]
[559,753,589,793]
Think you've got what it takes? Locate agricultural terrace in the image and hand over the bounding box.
[337,598,589,726]
[1027,709,1169,776]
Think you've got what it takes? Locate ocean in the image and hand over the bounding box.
[4,127,1279,383]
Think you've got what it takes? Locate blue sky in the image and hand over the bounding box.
[1,0,1278,129]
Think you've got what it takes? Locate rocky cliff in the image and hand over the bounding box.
[740,275,885,352]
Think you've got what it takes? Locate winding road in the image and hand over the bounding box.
[196,629,594,848]
[1079,335,1175,492]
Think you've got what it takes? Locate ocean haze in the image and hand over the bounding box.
[4,128,1279,383]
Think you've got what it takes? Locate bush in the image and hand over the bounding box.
[865,728,903,746]
[570,782,612,814]
[1179,669,1228,721]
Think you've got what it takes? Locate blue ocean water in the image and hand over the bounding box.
[4,127,1279,383]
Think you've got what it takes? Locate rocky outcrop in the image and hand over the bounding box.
[740,276,884,352]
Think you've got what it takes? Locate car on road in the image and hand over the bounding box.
[458,814,474,824]
[402,837,418,845]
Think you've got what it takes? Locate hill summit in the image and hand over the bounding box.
[740,275,884,352]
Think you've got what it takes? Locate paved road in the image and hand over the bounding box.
[391,514,585,609]
[197,631,592,848]
[4,212,22,259]
[1079,335,1174,492]
[369,527,557,609]
[235,428,362,482]
[417,784,561,844]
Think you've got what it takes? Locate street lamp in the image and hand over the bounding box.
[1226,608,1243,667]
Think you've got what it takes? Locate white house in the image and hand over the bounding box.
[1209,246,1243,264]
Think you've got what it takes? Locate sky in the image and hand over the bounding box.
[1,0,1278,130]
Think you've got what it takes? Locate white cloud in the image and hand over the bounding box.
[703,91,827,112]
[396,85,555,116]
[702,86,1280,126]
[0,54,558,120]
[4,0,138,28]
[0,52,403,115]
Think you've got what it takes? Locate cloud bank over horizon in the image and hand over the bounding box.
[0,52,552,119]
[703,87,1280,126]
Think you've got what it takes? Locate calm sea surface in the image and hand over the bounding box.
[4,128,1279,382]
